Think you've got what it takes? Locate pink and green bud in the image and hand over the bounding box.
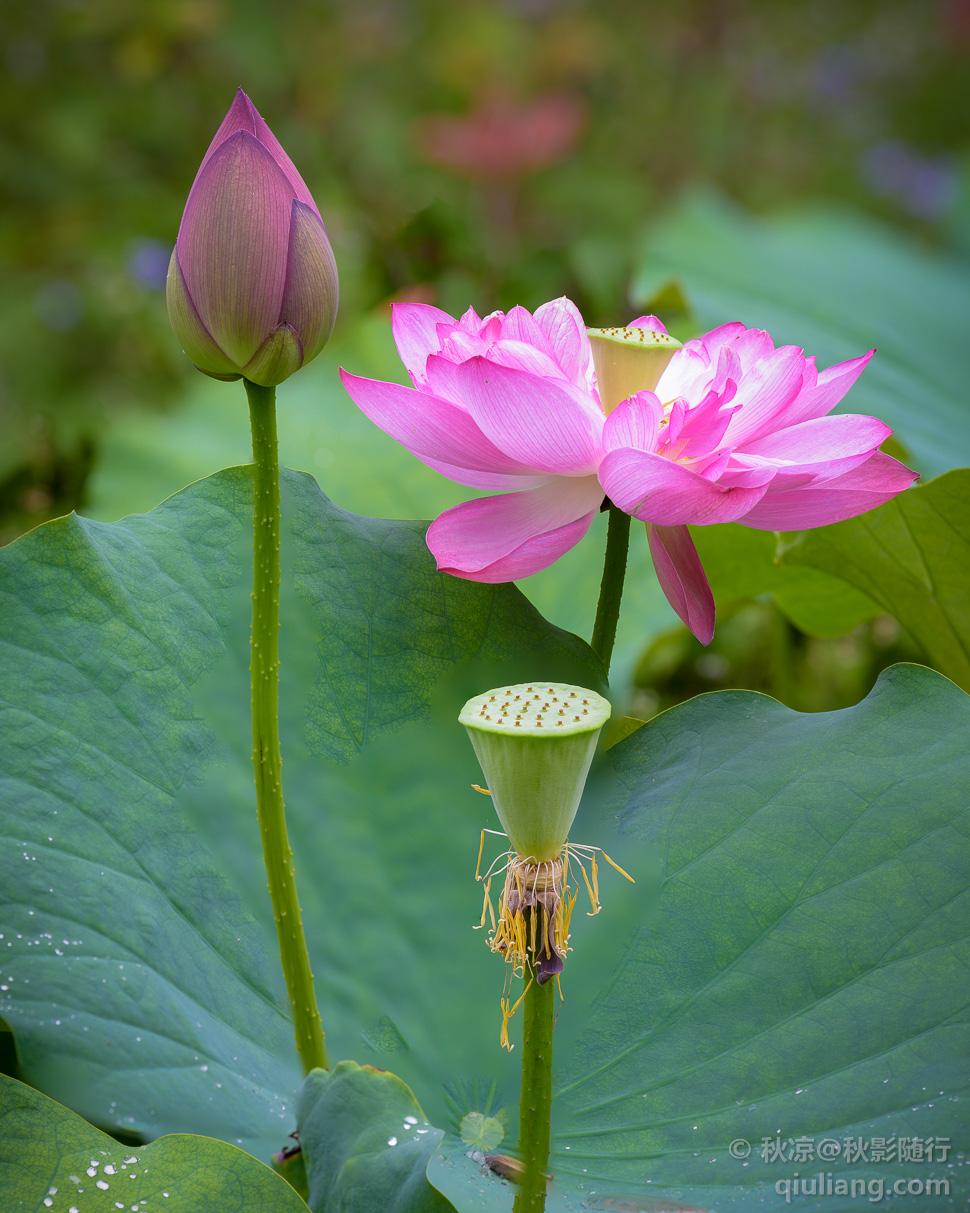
[587,324,681,414]
[460,682,611,862]
[167,89,338,387]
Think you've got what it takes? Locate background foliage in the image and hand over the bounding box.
[2,0,969,540]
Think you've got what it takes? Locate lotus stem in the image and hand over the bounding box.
[246,378,328,1074]
[590,502,631,671]
[513,947,556,1213]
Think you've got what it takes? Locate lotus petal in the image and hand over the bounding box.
[178,132,293,367]
[648,523,715,645]
[453,357,603,475]
[242,322,304,387]
[427,476,603,577]
[599,447,770,525]
[739,451,919,530]
[164,249,241,380]
[279,201,338,366]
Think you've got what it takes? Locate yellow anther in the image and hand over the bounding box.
[599,848,635,882]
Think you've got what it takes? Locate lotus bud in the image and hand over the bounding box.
[167,89,338,387]
[460,682,611,863]
[587,324,681,415]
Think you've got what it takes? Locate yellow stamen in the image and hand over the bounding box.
[509,979,530,1016]
[561,886,577,943]
[500,997,511,1049]
[475,839,633,1045]
[576,853,599,915]
[514,906,527,964]
[599,848,635,882]
[499,977,533,1049]
[475,876,494,930]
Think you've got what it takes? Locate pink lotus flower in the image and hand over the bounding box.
[167,89,338,387]
[340,299,607,582]
[598,320,917,642]
[340,300,917,646]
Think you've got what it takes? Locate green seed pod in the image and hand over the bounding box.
[587,325,681,415]
[459,682,611,862]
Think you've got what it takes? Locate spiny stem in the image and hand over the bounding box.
[246,378,328,1075]
[514,961,555,1213]
[590,503,631,671]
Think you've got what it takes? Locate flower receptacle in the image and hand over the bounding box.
[460,682,611,862]
[588,325,681,414]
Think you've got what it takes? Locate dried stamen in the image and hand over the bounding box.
[476,838,633,1047]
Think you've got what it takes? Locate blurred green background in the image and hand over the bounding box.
[2,0,968,710]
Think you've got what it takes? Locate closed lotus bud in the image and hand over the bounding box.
[460,682,611,863]
[587,323,681,415]
[167,89,338,387]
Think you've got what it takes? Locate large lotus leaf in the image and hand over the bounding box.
[298,1061,453,1213]
[781,469,970,691]
[546,663,970,1212]
[634,192,970,478]
[0,465,602,1154]
[2,461,967,1212]
[0,1074,307,1212]
[427,1138,708,1213]
[0,473,298,1157]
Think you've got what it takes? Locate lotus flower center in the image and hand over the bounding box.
[459,683,611,736]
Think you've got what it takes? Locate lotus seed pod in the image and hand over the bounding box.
[459,682,611,862]
[587,325,681,415]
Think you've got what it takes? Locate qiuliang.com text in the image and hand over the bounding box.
[776,1173,951,1204]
